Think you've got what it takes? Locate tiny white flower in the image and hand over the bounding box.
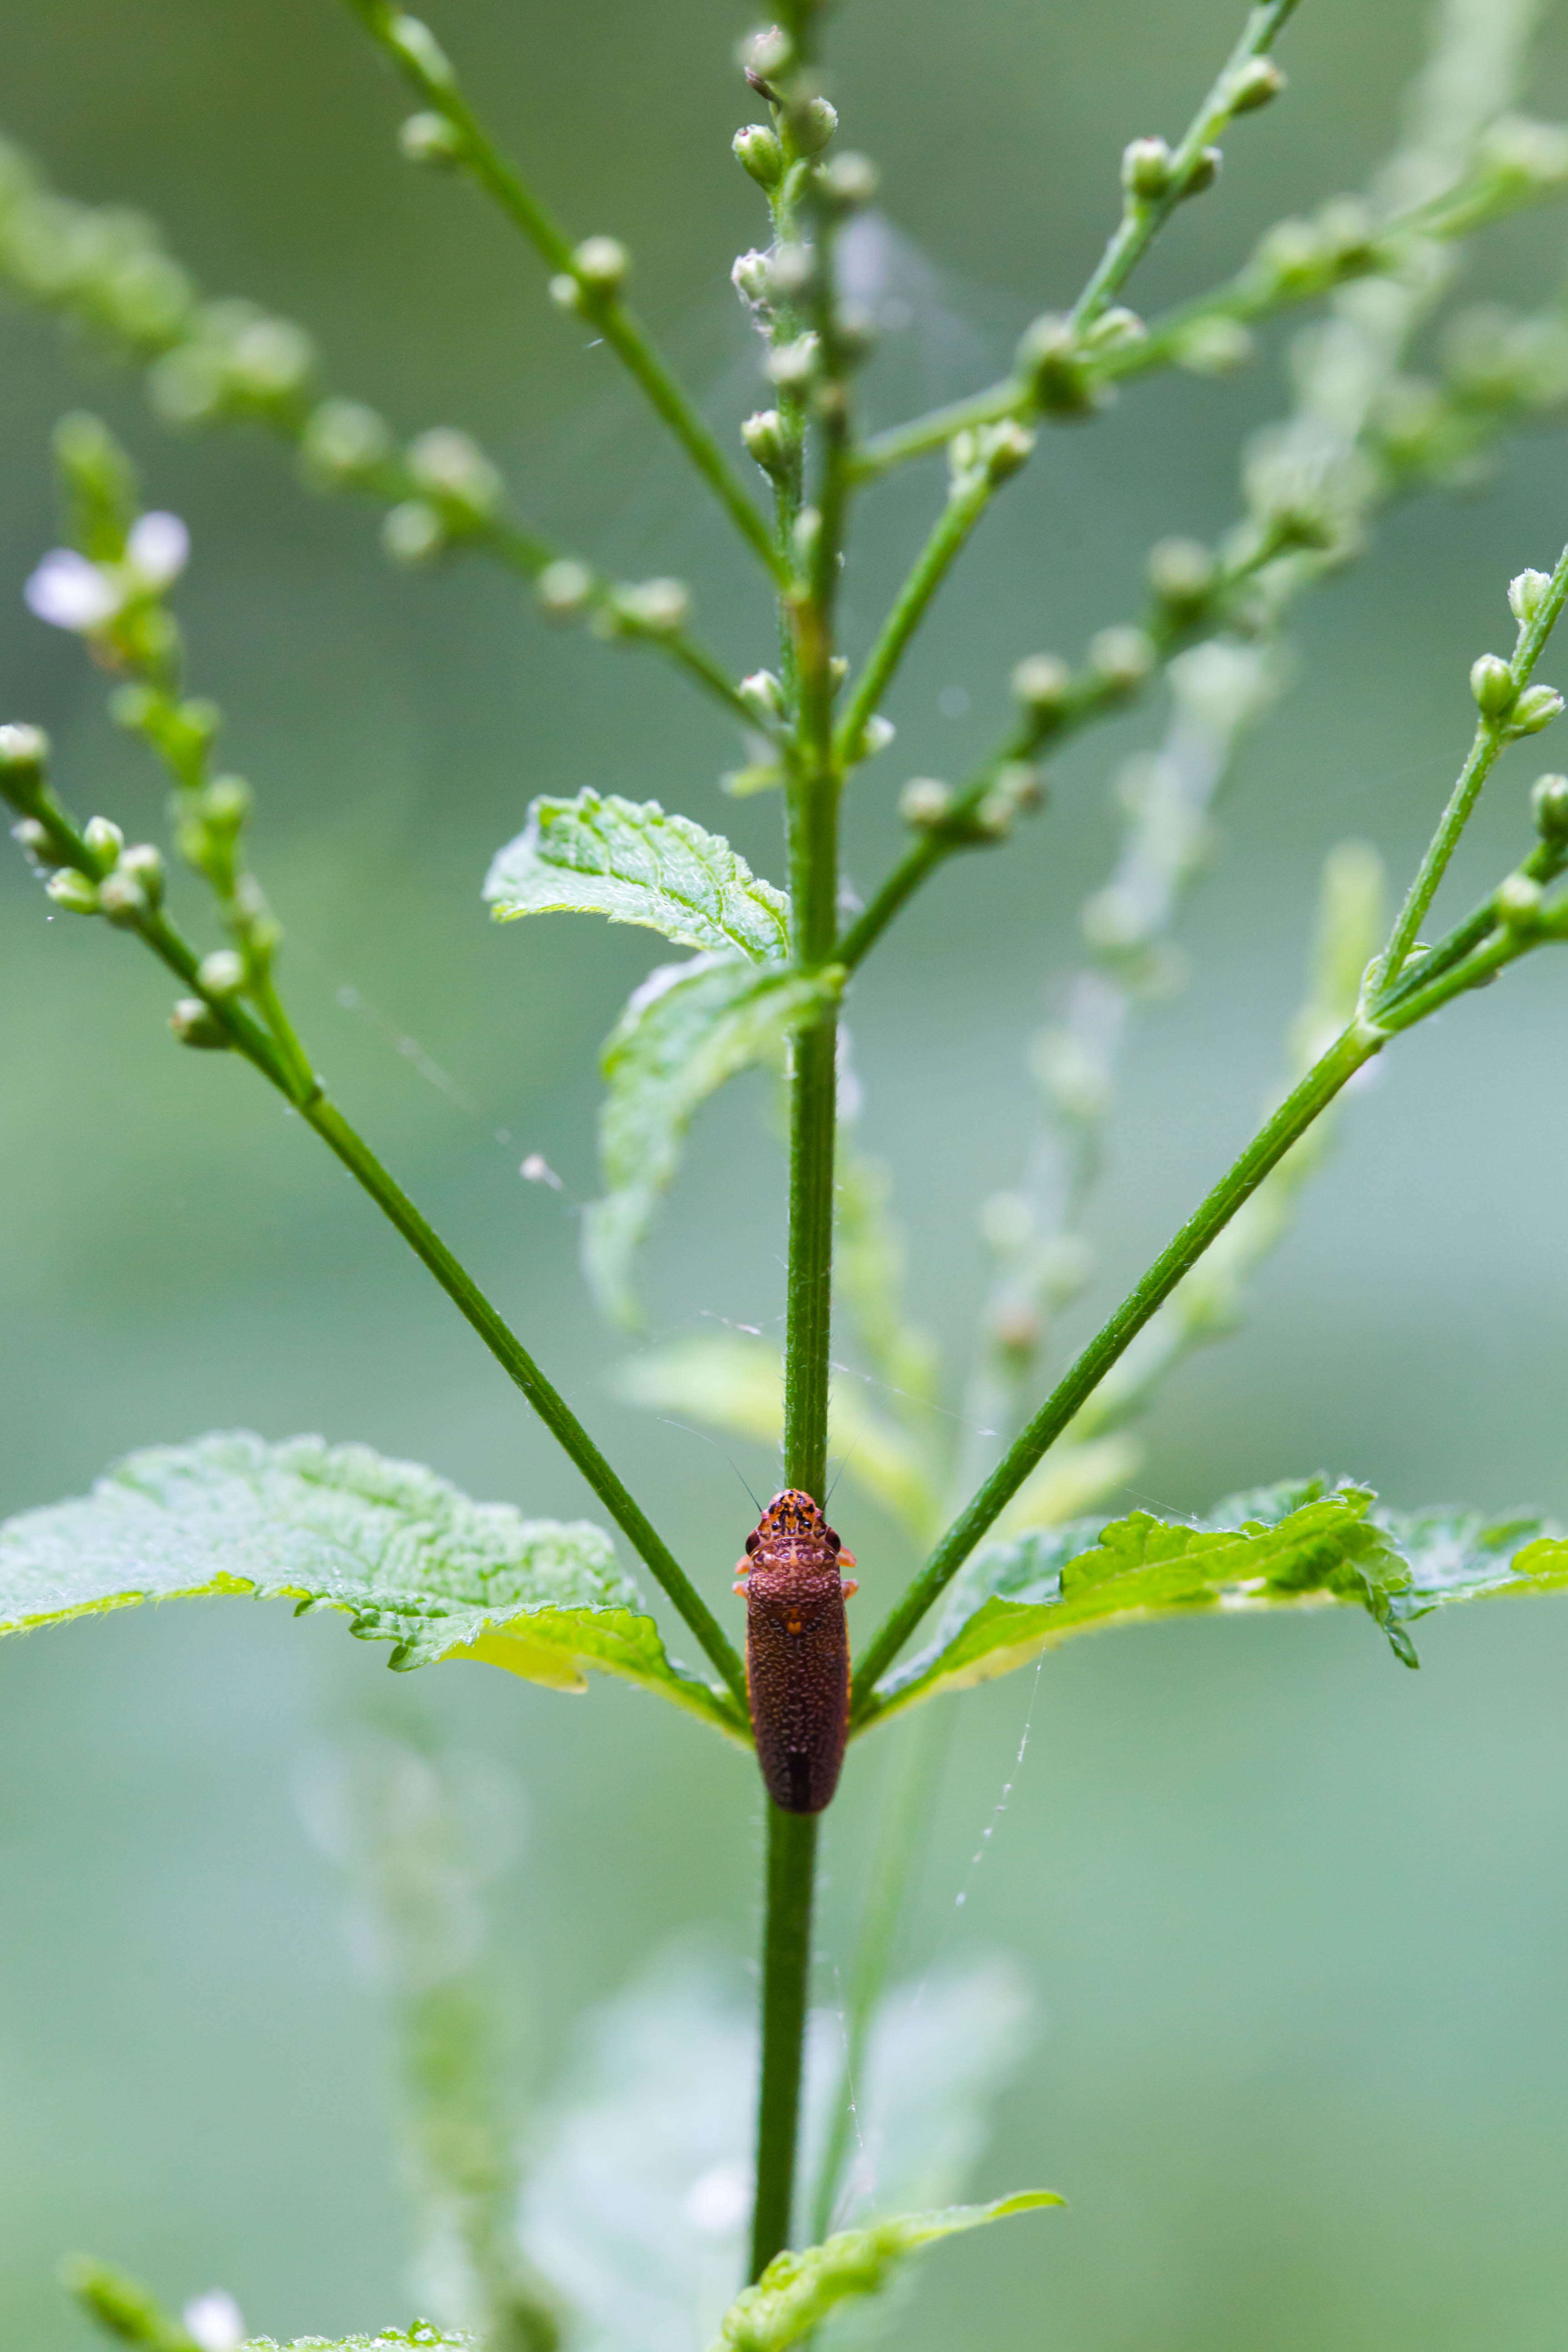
[24,549,121,633]
[182,2289,245,2352]
[126,509,190,588]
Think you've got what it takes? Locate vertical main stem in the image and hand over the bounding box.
[750,1805,820,2278]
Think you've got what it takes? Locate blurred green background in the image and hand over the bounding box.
[6,0,1568,2345]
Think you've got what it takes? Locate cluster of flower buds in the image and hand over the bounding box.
[149,298,316,429]
[300,399,397,489]
[1120,134,1222,206]
[549,235,632,320]
[1,724,170,931]
[1469,645,1563,738]
[1445,113,1568,233]
[948,419,1036,494]
[0,137,197,353]
[1145,535,1220,626]
[382,426,504,564]
[899,758,1044,847]
[1244,197,1380,306]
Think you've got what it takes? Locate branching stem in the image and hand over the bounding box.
[341,0,780,580]
[850,1019,1380,1707]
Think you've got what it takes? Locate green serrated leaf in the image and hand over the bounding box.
[710,2193,1060,2352]
[873,1478,1568,1719]
[0,1433,739,1735]
[484,789,790,962]
[612,1333,941,1540]
[584,955,841,1327]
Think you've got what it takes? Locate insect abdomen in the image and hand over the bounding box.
[746,1573,850,1814]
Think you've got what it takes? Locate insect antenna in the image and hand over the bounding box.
[649,1415,765,1516]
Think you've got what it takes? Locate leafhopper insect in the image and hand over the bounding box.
[735,1488,858,1814]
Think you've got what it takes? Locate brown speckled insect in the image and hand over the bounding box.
[735,1488,858,1814]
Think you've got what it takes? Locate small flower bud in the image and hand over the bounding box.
[572,235,630,297]
[1080,305,1147,354]
[382,500,446,565]
[229,317,315,403]
[791,506,821,566]
[816,152,877,209]
[1508,684,1564,736]
[741,408,793,477]
[606,578,691,637]
[300,399,394,484]
[117,843,164,905]
[899,776,954,828]
[1493,873,1543,929]
[1147,535,1217,614]
[45,867,99,914]
[789,95,839,156]
[1122,137,1174,200]
[405,426,502,518]
[1230,57,1285,113]
[388,14,455,89]
[733,124,786,189]
[1470,652,1518,719]
[732,249,775,310]
[549,272,584,315]
[0,721,48,782]
[1531,772,1568,839]
[536,559,594,618]
[971,419,1036,484]
[855,714,896,760]
[1509,568,1553,624]
[171,996,230,1049]
[741,25,794,80]
[992,758,1045,814]
[1015,314,1096,416]
[1179,146,1223,199]
[972,790,1016,840]
[202,776,252,830]
[398,110,463,166]
[83,815,124,862]
[739,669,788,723]
[1012,653,1072,716]
[98,867,149,925]
[769,242,815,298]
[11,817,50,859]
[1090,625,1156,692]
[199,948,246,996]
[767,333,820,390]
[1172,315,1255,375]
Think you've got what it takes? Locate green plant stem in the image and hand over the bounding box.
[1070,0,1306,330]
[1373,539,1568,989]
[835,472,996,763]
[849,1018,1380,1708]
[750,1804,820,2279]
[300,1100,746,1705]
[342,0,780,581]
[1375,836,1568,1016]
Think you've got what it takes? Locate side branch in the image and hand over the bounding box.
[0,736,748,1712]
[849,1019,1378,1706]
[340,0,781,579]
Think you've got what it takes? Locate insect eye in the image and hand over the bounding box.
[825,1528,840,1551]
[745,1531,760,1554]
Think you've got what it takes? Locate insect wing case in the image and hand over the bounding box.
[742,1489,853,1813]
